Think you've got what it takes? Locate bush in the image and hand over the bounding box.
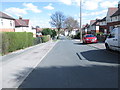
[74,32,80,39]
[95,32,104,36]
[2,32,33,55]
[42,28,57,39]
[42,28,52,36]
[41,35,50,43]
[33,37,42,45]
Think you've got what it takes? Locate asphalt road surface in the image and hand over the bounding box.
[19,37,119,88]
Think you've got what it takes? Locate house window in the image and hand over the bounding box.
[115,17,117,20]
[10,21,12,26]
[1,19,3,26]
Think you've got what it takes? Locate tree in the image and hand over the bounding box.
[64,17,79,34]
[49,11,65,38]
[51,29,57,39]
[42,28,52,36]
[41,28,57,39]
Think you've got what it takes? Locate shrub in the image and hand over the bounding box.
[74,32,80,39]
[33,37,42,45]
[2,32,33,55]
[95,32,104,36]
[42,28,52,36]
[42,28,57,39]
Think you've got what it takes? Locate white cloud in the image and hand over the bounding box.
[59,0,72,5]
[48,13,52,16]
[82,10,107,17]
[23,3,42,13]
[5,7,27,17]
[5,3,42,17]
[74,0,80,6]
[83,1,98,10]
[82,19,90,25]
[31,18,51,28]
[81,9,107,25]
[44,3,54,10]
[81,0,105,10]
[100,1,118,8]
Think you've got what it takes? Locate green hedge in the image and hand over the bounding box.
[2,32,33,55]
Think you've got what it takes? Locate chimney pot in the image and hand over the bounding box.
[19,16,22,20]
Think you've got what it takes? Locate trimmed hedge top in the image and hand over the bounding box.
[2,32,33,55]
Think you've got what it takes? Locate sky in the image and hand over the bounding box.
[0,0,119,28]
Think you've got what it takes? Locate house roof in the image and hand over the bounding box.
[82,24,90,29]
[90,20,96,26]
[111,8,120,17]
[107,8,118,17]
[23,19,29,25]
[99,17,106,22]
[92,19,101,26]
[0,11,15,20]
[15,19,29,27]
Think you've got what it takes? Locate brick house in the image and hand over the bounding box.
[99,17,108,34]
[99,7,119,33]
[0,11,15,32]
[88,20,99,34]
[82,24,90,34]
[109,2,120,28]
[106,7,118,32]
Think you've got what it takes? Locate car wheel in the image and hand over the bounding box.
[105,43,110,51]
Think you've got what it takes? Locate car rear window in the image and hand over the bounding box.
[86,35,94,37]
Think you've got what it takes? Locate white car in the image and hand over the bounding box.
[105,27,120,52]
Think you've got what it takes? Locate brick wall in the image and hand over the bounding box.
[0,28,15,32]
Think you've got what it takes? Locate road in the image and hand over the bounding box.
[19,37,119,88]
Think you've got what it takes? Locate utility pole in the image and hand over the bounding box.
[80,0,82,42]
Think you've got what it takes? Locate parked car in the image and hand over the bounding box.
[105,27,120,52]
[83,34,98,44]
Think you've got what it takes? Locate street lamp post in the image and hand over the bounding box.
[80,0,82,42]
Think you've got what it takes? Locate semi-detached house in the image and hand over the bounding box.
[15,17,36,37]
[0,11,36,37]
[99,1,120,33]
[0,11,15,32]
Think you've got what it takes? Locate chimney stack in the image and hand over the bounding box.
[19,16,22,20]
[118,1,120,8]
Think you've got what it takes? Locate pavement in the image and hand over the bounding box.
[0,40,58,89]
[87,43,105,49]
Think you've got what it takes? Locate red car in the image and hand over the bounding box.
[83,34,98,44]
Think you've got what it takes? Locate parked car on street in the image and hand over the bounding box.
[83,34,98,44]
[105,27,120,52]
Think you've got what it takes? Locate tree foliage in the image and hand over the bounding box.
[42,28,57,38]
[42,28,52,36]
[51,29,57,38]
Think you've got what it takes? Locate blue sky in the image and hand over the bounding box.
[0,0,119,28]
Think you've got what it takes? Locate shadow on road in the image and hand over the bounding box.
[80,49,119,64]
[74,43,86,45]
[16,64,118,88]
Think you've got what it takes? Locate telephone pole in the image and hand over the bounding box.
[80,0,82,42]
